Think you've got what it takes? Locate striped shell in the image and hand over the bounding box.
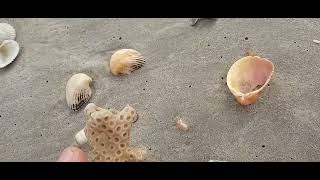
[0,23,16,42]
[66,73,93,111]
[109,49,145,76]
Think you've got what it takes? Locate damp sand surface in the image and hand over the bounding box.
[1,18,320,161]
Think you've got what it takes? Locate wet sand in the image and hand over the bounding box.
[0,18,320,161]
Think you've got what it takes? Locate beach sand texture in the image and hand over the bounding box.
[0,18,320,161]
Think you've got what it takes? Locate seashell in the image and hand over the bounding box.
[75,128,88,145]
[0,40,20,68]
[226,55,274,105]
[109,49,145,76]
[0,23,16,42]
[66,73,93,111]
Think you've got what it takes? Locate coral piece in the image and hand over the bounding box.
[83,103,146,162]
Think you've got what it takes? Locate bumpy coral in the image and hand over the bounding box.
[83,103,146,162]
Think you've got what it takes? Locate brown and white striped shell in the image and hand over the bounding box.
[109,49,145,76]
[66,73,93,111]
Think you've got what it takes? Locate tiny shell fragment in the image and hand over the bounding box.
[176,118,189,131]
[313,39,320,44]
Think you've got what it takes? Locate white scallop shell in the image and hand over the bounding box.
[66,73,93,111]
[0,23,16,42]
[0,40,20,68]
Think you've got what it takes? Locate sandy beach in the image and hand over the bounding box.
[0,18,320,161]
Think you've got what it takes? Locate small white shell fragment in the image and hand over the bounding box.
[66,73,93,111]
[75,129,88,145]
[313,39,320,44]
[176,118,189,131]
[208,160,227,162]
[0,40,20,68]
[0,23,16,42]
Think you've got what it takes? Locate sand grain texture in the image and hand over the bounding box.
[1,18,320,161]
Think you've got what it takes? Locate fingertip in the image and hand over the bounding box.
[57,146,88,162]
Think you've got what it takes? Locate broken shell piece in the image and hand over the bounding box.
[176,118,189,131]
[190,18,200,26]
[0,23,16,42]
[82,103,144,162]
[66,73,93,111]
[313,40,320,44]
[0,40,19,68]
[75,129,88,145]
[227,56,274,105]
[109,49,145,76]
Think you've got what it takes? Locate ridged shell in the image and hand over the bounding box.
[226,55,274,105]
[0,23,16,42]
[0,40,20,68]
[66,73,93,111]
[109,49,145,76]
